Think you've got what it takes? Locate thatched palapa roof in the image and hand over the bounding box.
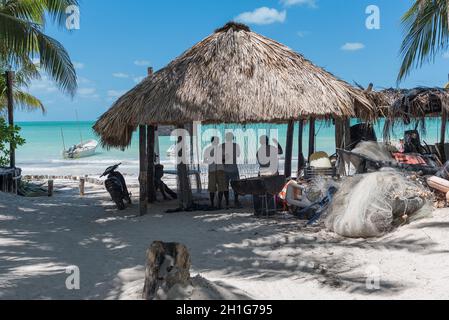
[375,87,449,140]
[94,22,375,148]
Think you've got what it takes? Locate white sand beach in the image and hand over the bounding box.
[1,179,449,300]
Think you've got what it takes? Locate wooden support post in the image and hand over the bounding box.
[145,67,157,204]
[177,125,193,210]
[284,120,295,178]
[6,71,15,168]
[441,109,448,162]
[48,180,54,197]
[308,118,316,160]
[147,125,157,203]
[343,118,351,150]
[139,125,148,216]
[335,118,343,150]
[297,120,305,174]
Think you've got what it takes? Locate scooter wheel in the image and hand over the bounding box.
[115,199,126,210]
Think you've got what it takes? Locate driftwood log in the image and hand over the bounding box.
[142,242,191,300]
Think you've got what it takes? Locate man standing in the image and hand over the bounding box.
[257,135,283,176]
[223,132,242,208]
[204,136,228,209]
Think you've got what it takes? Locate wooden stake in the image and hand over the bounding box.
[6,71,15,168]
[284,120,295,178]
[139,125,148,216]
[79,178,85,196]
[48,180,54,197]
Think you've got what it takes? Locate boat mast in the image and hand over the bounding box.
[75,110,83,144]
[61,128,66,151]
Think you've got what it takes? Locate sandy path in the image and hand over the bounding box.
[1,180,449,300]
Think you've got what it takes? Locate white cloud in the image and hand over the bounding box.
[113,72,130,78]
[297,31,310,38]
[134,60,150,67]
[107,90,126,98]
[235,7,287,25]
[443,52,449,59]
[341,42,365,51]
[78,88,96,95]
[133,76,145,83]
[281,0,317,8]
[78,76,92,84]
[29,76,58,93]
[78,87,99,99]
[73,61,85,69]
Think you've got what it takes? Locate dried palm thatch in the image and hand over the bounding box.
[94,22,375,149]
[378,87,449,140]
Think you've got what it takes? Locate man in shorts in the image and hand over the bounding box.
[204,137,228,209]
[223,132,242,208]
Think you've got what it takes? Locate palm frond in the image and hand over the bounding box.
[12,90,46,113]
[398,0,449,82]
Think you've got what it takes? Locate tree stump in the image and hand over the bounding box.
[142,242,191,300]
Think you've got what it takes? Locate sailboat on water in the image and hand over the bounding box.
[61,111,98,159]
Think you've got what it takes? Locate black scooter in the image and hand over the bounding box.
[101,163,131,210]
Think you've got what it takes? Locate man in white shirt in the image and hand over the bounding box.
[257,135,283,176]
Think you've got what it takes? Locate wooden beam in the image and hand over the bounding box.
[284,120,295,178]
[147,125,157,203]
[139,125,148,216]
[6,71,15,168]
[297,120,305,174]
[308,118,316,160]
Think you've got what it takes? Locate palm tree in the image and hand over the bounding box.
[0,61,45,114]
[398,0,449,82]
[0,0,78,95]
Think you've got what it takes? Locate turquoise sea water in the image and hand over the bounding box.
[14,119,448,176]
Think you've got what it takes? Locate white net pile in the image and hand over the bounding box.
[325,169,432,238]
[351,141,397,162]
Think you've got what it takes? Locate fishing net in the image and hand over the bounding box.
[325,169,432,238]
[351,141,397,162]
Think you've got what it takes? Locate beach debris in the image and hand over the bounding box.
[17,181,48,198]
[325,169,433,238]
[143,241,192,300]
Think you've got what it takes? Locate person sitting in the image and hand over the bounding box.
[155,164,177,200]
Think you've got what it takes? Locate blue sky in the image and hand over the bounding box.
[15,0,449,121]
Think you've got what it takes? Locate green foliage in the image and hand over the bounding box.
[0,117,25,167]
[0,0,79,96]
[398,0,449,82]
